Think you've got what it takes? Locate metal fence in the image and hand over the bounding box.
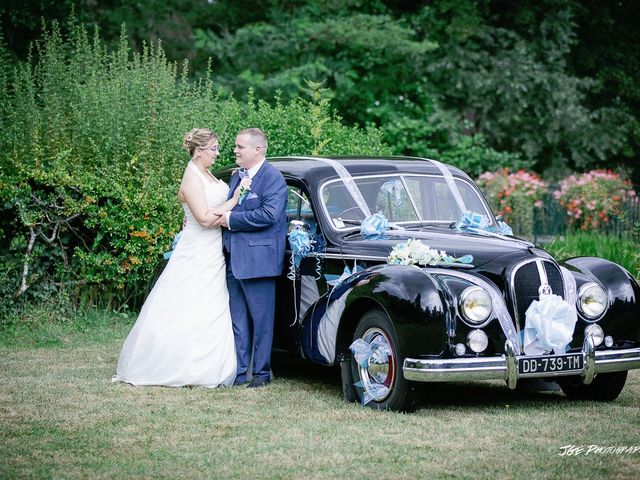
[531,195,640,244]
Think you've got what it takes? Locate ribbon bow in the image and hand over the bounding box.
[522,294,577,355]
[349,337,392,405]
[454,210,514,237]
[360,213,389,238]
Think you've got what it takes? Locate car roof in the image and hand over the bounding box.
[266,156,473,184]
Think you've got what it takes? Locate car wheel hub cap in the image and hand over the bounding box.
[357,328,395,402]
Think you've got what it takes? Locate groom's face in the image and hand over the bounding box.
[234,134,262,169]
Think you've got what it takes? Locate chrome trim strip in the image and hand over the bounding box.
[320,253,388,262]
[535,260,548,285]
[583,336,596,384]
[402,347,640,383]
[535,259,551,296]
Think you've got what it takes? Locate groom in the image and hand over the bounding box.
[216,128,287,388]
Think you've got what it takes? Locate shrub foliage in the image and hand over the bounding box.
[476,169,546,238]
[552,170,636,230]
[0,20,390,312]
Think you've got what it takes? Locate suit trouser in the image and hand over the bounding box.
[225,251,276,381]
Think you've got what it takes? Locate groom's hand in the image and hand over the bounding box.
[213,214,229,227]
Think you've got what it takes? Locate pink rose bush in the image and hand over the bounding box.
[553,170,636,230]
[476,168,547,237]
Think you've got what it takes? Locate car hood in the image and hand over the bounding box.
[335,227,546,274]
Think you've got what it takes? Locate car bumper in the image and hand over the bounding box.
[402,338,640,389]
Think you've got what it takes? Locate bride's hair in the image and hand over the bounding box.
[183,128,218,157]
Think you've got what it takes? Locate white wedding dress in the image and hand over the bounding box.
[112,162,236,387]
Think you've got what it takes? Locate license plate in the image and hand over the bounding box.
[518,353,583,375]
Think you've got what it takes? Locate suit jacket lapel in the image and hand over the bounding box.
[251,160,269,184]
[228,171,241,200]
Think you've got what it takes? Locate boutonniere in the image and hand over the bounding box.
[238,169,252,205]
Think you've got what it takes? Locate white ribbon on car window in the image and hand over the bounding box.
[295,156,371,217]
[427,158,467,216]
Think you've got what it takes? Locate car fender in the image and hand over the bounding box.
[300,264,448,365]
[564,257,640,345]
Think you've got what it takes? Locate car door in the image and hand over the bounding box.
[273,182,328,353]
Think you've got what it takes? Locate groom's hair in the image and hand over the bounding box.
[238,128,268,153]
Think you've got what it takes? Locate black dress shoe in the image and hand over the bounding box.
[247,377,270,388]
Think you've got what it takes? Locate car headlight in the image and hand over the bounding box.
[459,286,492,324]
[577,282,608,320]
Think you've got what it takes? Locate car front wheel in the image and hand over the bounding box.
[344,309,415,411]
[558,371,628,401]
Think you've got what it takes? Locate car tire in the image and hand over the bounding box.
[344,309,415,411]
[558,371,628,401]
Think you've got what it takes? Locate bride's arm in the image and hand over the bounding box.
[179,170,220,227]
[212,177,251,215]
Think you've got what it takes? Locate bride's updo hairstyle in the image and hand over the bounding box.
[182,128,218,158]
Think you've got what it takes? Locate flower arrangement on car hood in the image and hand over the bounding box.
[387,238,473,266]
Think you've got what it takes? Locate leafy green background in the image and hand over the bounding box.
[1,0,639,317]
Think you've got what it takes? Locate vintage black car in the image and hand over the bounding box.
[217,156,640,411]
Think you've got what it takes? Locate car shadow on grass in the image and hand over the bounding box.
[271,352,578,410]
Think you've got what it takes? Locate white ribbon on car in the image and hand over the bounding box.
[295,156,371,217]
[428,158,467,216]
[522,294,577,355]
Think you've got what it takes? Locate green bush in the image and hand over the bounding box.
[552,170,636,231]
[0,19,390,316]
[476,168,547,238]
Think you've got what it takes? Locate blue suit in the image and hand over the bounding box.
[223,161,287,382]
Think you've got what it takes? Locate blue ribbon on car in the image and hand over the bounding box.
[288,226,312,270]
[454,210,514,237]
[287,221,324,281]
[349,337,392,405]
[360,212,389,238]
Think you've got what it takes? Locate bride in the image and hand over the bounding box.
[112,128,249,388]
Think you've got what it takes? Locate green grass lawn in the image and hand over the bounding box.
[1,316,639,479]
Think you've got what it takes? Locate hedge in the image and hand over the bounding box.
[0,19,390,313]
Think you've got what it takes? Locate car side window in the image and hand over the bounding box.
[286,185,317,234]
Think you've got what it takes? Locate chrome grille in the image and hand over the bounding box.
[511,259,565,327]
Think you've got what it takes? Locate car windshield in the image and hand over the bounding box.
[319,174,493,230]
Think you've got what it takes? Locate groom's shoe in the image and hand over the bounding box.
[233,378,248,387]
[247,377,270,388]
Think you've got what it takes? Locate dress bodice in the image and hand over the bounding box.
[182,161,229,229]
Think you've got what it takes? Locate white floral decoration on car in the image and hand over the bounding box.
[387,238,473,266]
